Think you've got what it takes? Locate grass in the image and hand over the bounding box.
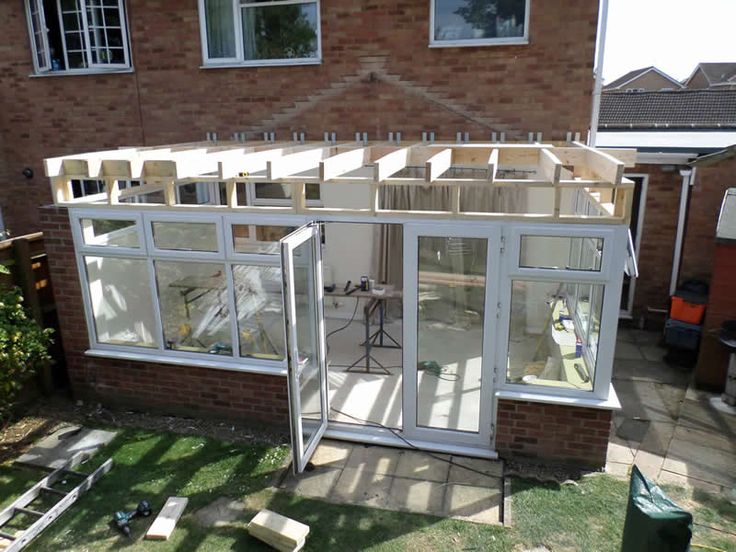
[0,429,733,551]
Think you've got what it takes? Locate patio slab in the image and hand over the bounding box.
[444,483,502,524]
[15,425,117,469]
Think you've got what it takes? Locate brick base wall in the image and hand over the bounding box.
[495,399,612,468]
[39,205,289,427]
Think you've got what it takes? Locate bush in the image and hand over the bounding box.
[0,287,53,423]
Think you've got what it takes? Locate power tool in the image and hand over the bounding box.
[112,500,153,537]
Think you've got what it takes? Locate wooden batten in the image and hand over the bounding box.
[487,149,499,182]
[374,147,411,182]
[424,148,453,184]
[319,147,369,181]
[267,147,333,180]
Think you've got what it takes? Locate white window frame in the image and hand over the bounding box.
[498,224,626,401]
[429,0,530,48]
[248,182,323,207]
[198,0,322,68]
[24,0,132,75]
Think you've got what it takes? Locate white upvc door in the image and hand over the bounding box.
[280,223,329,473]
[402,223,502,449]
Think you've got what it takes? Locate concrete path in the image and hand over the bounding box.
[279,441,503,524]
[608,328,736,493]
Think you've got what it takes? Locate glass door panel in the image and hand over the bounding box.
[281,223,328,473]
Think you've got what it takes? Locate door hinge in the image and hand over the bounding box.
[496,301,501,319]
[499,235,506,254]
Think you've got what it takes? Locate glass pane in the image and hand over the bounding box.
[254,182,320,201]
[232,224,297,254]
[507,280,603,392]
[80,218,138,247]
[85,256,157,347]
[520,236,603,271]
[434,0,526,42]
[178,183,213,205]
[152,222,219,252]
[233,265,284,360]
[291,238,322,448]
[241,3,319,60]
[155,261,232,355]
[416,236,487,433]
[205,0,237,58]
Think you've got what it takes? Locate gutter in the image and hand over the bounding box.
[670,168,696,295]
[588,0,609,146]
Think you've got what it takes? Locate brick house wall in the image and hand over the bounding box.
[1,0,599,235]
[39,205,290,426]
[495,400,612,467]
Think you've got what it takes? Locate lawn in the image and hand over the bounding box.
[0,428,733,551]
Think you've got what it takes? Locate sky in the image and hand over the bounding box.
[602,0,736,84]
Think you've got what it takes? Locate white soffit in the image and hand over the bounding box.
[596,131,736,150]
[717,188,736,242]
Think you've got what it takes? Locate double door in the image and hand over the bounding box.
[280,222,501,472]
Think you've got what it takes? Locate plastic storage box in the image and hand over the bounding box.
[664,319,702,351]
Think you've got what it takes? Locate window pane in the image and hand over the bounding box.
[417,236,487,433]
[233,265,284,360]
[80,218,139,247]
[85,256,157,347]
[254,182,320,201]
[520,236,603,271]
[232,224,297,254]
[205,0,237,58]
[152,222,219,252]
[155,261,232,355]
[178,183,214,205]
[241,3,319,60]
[507,280,602,392]
[434,0,526,42]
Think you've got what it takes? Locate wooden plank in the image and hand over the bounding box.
[247,510,309,552]
[219,147,303,179]
[487,149,499,182]
[145,497,188,541]
[539,149,562,184]
[267,147,332,180]
[373,147,411,182]
[319,147,368,181]
[424,148,453,184]
[572,142,625,185]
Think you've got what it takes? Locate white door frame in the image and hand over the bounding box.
[620,174,648,318]
[402,222,502,449]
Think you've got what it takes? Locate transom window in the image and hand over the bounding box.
[25,0,131,74]
[431,0,529,47]
[199,0,321,66]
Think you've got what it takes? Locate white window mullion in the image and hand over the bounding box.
[79,0,93,69]
[234,0,244,61]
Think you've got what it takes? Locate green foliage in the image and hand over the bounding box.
[0,287,53,422]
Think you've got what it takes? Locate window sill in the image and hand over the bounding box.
[200,59,321,70]
[85,348,287,377]
[495,384,621,410]
[29,68,135,78]
[429,39,529,49]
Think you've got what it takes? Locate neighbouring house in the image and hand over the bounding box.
[3,0,638,470]
[684,62,736,90]
[596,77,736,324]
[603,66,684,93]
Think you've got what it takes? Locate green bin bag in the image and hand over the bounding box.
[621,465,693,551]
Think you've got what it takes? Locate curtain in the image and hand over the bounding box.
[205,0,236,58]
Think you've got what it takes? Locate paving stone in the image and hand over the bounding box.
[614,341,644,361]
[657,469,723,494]
[637,422,676,456]
[677,397,736,434]
[447,457,503,486]
[633,449,665,481]
[605,461,631,478]
[640,345,666,363]
[616,328,637,343]
[194,497,246,527]
[444,483,502,525]
[331,467,392,509]
[631,330,663,347]
[664,438,736,488]
[16,425,117,469]
[386,477,446,515]
[344,445,400,475]
[309,440,352,469]
[394,450,450,483]
[281,467,342,499]
[614,418,650,444]
[606,435,635,464]
[670,424,735,454]
[613,380,679,423]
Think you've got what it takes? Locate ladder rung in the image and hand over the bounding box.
[15,507,44,517]
[0,530,16,541]
[62,469,88,478]
[40,486,67,497]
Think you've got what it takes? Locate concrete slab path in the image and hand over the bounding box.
[279,441,503,525]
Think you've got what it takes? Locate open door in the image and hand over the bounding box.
[280,223,328,473]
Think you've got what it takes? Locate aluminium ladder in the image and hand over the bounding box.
[0,452,113,551]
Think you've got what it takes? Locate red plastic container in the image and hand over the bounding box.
[670,296,706,325]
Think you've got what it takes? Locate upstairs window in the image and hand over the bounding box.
[199,0,321,66]
[431,0,529,47]
[25,0,131,75]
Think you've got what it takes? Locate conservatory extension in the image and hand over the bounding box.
[43,139,636,470]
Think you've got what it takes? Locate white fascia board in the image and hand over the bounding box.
[596,131,736,150]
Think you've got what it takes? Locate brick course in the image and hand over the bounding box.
[495,399,612,467]
[39,205,289,426]
[2,0,599,234]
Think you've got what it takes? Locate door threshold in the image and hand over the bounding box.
[325,422,498,460]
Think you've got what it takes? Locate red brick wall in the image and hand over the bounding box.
[680,157,736,285]
[2,0,599,234]
[631,164,685,316]
[694,242,736,390]
[495,399,612,467]
[39,205,289,426]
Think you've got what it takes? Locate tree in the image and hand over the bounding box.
[454,0,525,38]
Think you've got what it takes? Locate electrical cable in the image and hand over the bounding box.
[329,406,499,478]
[325,296,361,355]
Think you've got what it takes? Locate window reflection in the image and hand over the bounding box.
[434,0,526,42]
